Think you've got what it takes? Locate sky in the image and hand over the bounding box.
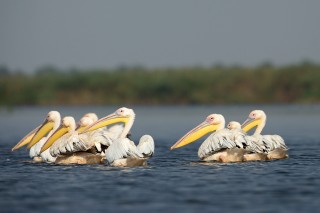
[1,0,320,72]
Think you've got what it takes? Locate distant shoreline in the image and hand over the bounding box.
[1,62,319,106]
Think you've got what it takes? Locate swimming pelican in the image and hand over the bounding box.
[12,111,61,163]
[241,110,288,160]
[80,107,155,167]
[171,114,248,163]
[39,116,105,164]
[227,121,268,161]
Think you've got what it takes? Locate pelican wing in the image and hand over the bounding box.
[224,129,266,153]
[198,129,236,160]
[137,135,154,158]
[49,133,89,157]
[229,129,247,149]
[106,138,143,164]
[242,135,267,153]
[271,135,288,150]
[261,135,288,151]
[231,129,267,153]
[48,125,125,157]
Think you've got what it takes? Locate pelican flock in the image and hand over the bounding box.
[170,109,288,163]
[12,107,155,167]
[13,107,288,166]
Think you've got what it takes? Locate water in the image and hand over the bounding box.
[0,105,320,213]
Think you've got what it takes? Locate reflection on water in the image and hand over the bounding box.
[0,105,320,212]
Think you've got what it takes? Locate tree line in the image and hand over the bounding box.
[1,62,319,106]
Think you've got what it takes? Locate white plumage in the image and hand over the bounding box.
[241,110,289,159]
[27,111,61,162]
[49,132,88,157]
[48,116,124,157]
[28,137,57,162]
[137,135,154,158]
[29,138,45,159]
[106,138,143,164]
[171,114,248,162]
[253,134,287,152]
[81,107,155,166]
[227,121,267,154]
[198,129,236,160]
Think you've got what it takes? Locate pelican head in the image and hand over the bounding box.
[75,113,98,131]
[80,107,135,134]
[241,110,266,134]
[227,121,241,130]
[26,111,61,149]
[83,113,98,122]
[40,116,76,153]
[170,114,225,150]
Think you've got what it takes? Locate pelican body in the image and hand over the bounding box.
[241,110,289,160]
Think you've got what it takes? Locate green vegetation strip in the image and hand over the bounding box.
[1,63,319,105]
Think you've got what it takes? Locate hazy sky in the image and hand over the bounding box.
[1,0,320,72]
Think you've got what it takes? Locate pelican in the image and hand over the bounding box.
[241,110,289,160]
[227,121,268,161]
[80,107,155,167]
[11,111,61,163]
[39,116,105,164]
[171,114,248,163]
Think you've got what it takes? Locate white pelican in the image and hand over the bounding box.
[227,121,268,161]
[39,116,105,164]
[80,107,155,167]
[241,110,289,160]
[12,111,61,163]
[171,114,247,163]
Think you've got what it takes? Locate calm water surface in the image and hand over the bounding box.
[0,105,319,213]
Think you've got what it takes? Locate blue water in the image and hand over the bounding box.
[1,105,320,213]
